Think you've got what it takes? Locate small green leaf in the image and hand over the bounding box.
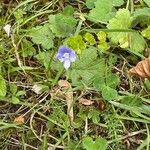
[10,84,17,95]
[97,31,109,50]
[0,75,6,97]
[16,91,26,97]
[97,31,107,42]
[129,32,146,52]
[107,9,132,44]
[83,137,94,150]
[132,8,150,26]
[82,136,108,150]
[85,0,97,9]
[102,85,118,101]
[66,35,86,54]
[69,48,106,86]
[84,33,96,45]
[88,0,115,23]
[94,137,108,150]
[29,24,54,49]
[12,96,20,104]
[142,26,150,39]
[112,0,124,6]
[106,74,120,88]
[62,5,74,16]
[144,79,150,91]
[143,0,150,7]
[48,7,77,37]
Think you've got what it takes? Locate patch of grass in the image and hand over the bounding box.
[0,0,150,150]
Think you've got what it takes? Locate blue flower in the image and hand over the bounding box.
[56,46,77,70]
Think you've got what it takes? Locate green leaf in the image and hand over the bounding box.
[16,91,26,97]
[10,84,17,95]
[0,75,6,97]
[107,9,132,43]
[48,7,77,37]
[69,48,106,86]
[97,31,107,42]
[14,9,24,24]
[132,8,150,26]
[112,0,124,6]
[106,74,120,88]
[143,0,150,7]
[93,77,105,91]
[29,24,54,49]
[84,33,96,45]
[82,136,108,150]
[97,31,110,51]
[102,85,118,101]
[144,79,150,91]
[129,32,146,52]
[12,96,20,104]
[62,5,74,16]
[21,39,36,57]
[107,9,145,52]
[93,137,108,150]
[88,110,101,124]
[88,0,115,23]
[83,137,94,150]
[142,25,150,39]
[35,51,51,69]
[66,35,86,54]
[85,0,97,9]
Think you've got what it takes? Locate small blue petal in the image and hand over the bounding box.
[63,59,71,70]
[56,46,77,69]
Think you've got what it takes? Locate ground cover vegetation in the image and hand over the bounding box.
[0,0,150,149]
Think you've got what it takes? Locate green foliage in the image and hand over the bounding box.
[107,9,146,52]
[29,24,54,49]
[107,9,132,43]
[35,51,51,69]
[102,85,118,101]
[84,32,96,45]
[132,7,150,26]
[66,35,86,54]
[142,25,150,39]
[69,47,105,86]
[14,9,25,24]
[112,0,124,6]
[82,136,108,150]
[0,75,6,97]
[21,39,36,57]
[85,0,97,9]
[88,0,115,23]
[144,79,150,91]
[129,32,146,52]
[9,84,26,104]
[97,31,110,50]
[48,6,77,37]
[88,109,101,124]
[143,0,150,7]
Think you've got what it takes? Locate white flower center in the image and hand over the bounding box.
[63,53,70,59]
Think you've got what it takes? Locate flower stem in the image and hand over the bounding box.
[52,67,64,86]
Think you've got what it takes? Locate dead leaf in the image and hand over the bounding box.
[128,58,150,79]
[58,80,71,88]
[14,115,25,124]
[58,80,74,124]
[79,98,94,106]
[97,100,106,111]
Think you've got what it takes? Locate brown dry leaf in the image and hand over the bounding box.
[97,100,106,111]
[14,115,25,124]
[58,80,74,124]
[128,58,150,79]
[79,98,94,106]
